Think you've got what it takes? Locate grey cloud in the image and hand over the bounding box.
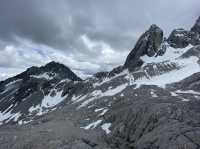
[0,0,200,50]
[0,0,199,51]
[0,0,200,78]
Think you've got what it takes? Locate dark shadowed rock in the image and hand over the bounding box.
[191,16,200,35]
[168,28,200,48]
[108,66,124,77]
[167,29,190,48]
[168,17,200,48]
[93,66,124,79]
[124,24,163,71]
[94,72,109,79]
[168,72,200,92]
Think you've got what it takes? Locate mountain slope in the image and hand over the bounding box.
[0,17,200,149]
[0,61,81,125]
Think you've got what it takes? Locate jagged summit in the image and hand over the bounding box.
[39,61,82,81]
[124,16,200,72]
[1,61,81,85]
[167,28,191,48]
[0,61,82,126]
[168,16,200,48]
[124,24,164,71]
[191,16,200,34]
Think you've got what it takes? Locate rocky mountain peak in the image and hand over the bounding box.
[167,28,190,48]
[40,61,81,81]
[15,61,82,81]
[124,24,163,71]
[168,16,200,48]
[191,16,200,34]
[0,61,81,91]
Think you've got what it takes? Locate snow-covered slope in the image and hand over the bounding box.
[0,61,81,125]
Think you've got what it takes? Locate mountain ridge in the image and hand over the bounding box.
[0,17,200,149]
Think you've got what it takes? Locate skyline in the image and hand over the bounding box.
[0,0,200,80]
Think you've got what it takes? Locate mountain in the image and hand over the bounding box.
[0,61,81,125]
[0,17,200,149]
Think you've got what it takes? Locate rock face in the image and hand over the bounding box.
[191,16,200,35]
[167,28,200,48]
[167,29,191,48]
[124,24,163,71]
[107,86,200,149]
[168,17,200,48]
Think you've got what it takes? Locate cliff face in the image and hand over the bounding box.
[124,24,163,71]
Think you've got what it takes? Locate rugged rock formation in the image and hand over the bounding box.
[167,28,200,48]
[167,28,191,48]
[124,24,163,71]
[94,72,109,79]
[191,16,200,35]
[168,17,200,48]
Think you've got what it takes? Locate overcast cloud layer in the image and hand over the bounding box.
[0,0,200,80]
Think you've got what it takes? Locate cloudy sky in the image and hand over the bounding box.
[0,0,199,80]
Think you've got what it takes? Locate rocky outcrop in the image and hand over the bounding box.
[108,66,124,77]
[124,24,163,71]
[94,72,109,79]
[167,28,200,48]
[168,17,200,48]
[167,29,191,48]
[191,16,200,35]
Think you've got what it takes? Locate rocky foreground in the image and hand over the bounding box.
[0,17,200,149]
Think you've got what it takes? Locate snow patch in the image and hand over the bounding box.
[175,90,200,95]
[120,93,124,97]
[93,70,128,87]
[0,111,22,125]
[42,91,66,108]
[94,108,105,112]
[103,83,128,96]
[78,83,127,108]
[150,90,158,97]
[81,120,102,130]
[133,56,200,88]
[30,72,55,80]
[28,90,67,116]
[98,109,108,116]
[170,92,178,97]
[141,45,193,64]
[101,123,112,134]
[181,98,190,102]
